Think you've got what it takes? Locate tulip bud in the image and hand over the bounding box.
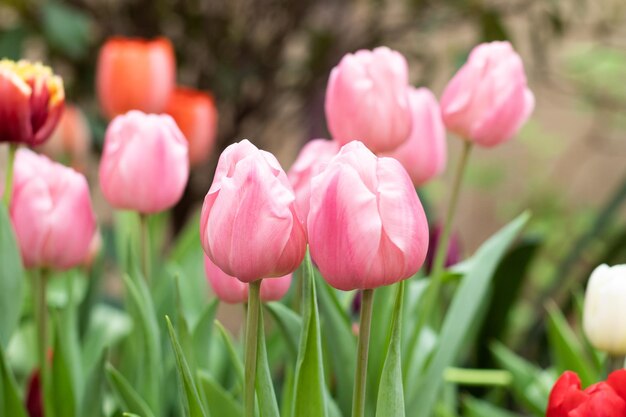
[165,87,218,167]
[37,104,91,171]
[440,41,534,147]
[384,88,447,186]
[287,139,340,222]
[99,111,189,214]
[10,149,96,270]
[204,256,291,304]
[96,37,175,119]
[325,47,413,153]
[0,59,64,146]
[547,370,626,417]
[308,141,429,291]
[583,264,626,355]
[26,370,43,417]
[200,140,307,283]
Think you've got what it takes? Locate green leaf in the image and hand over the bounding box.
[546,303,598,387]
[256,302,280,417]
[215,320,245,384]
[197,370,243,417]
[51,312,78,417]
[491,343,550,415]
[42,1,92,59]
[165,316,208,417]
[410,212,530,417]
[265,302,302,357]
[80,350,107,417]
[81,304,132,374]
[375,281,405,417]
[0,205,24,348]
[0,343,28,417]
[315,272,355,416]
[192,299,219,370]
[464,396,522,417]
[121,273,161,412]
[292,252,327,417]
[105,364,156,417]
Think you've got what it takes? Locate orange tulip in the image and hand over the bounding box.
[38,104,91,171]
[165,87,218,167]
[96,37,175,119]
[0,60,64,146]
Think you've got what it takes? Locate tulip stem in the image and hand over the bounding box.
[244,280,262,417]
[352,288,374,417]
[2,143,18,207]
[31,269,51,417]
[139,213,151,281]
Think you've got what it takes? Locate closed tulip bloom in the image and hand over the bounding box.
[165,87,218,167]
[583,264,626,355]
[99,111,189,214]
[200,140,307,283]
[9,149,96,270]
[325,47,413,153]
[38,104,91,171]
[287,139,340,221]
[385,88,447,186]
[0,60,64,146]
[440,41,535,147]
[547,370,626,417]
[204,256,291,304]
[97,37,175,119]
[308,141,429,291]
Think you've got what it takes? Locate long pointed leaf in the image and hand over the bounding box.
[0,343,28,417]
[105,364,155,417]
[0,205,24,348]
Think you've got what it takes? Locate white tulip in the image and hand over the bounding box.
[583,264,626,355]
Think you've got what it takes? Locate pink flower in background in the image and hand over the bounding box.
[308,141,429,291]
[325,47,413,153]
[0,60,64,146]
[10,149,96,270]
[204,256,292,304]
[99,111,189,214]
[385,87,447,186]
[200,140,307,283]
[96,37,175,119]
[287,139,340,221]
[440,41,534,147]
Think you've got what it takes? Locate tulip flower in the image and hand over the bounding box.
[384,88,447,186]
[583,264,626,355]
[308,140,429,291]
[204,256,291,304]
[97,37,175,119]
[99,111,189,214]
[547,370,626,417]
[9,149,96,270]
[200,139,306,283]
[325,47,413,153]
[25,370,43,417]
[287,138,340,221]
[38,104,91,171]
[0,59,64,146]
[165,87,218,167]
[440,41,534,147]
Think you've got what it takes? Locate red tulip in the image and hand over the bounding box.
[25,370,43,417]
[165,87,218,167]
[96,37,175,119]
[547,370,626,417]
[0,59,64,146]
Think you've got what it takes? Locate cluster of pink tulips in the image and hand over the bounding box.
[0,37,541,417]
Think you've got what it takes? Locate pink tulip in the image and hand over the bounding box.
[385,88,447,186]
[9,149,96,270]
[204,256,292,304]
[325,47,413,153]
[308,141,429,291]
[99,111,189,214]
[200,140,307,283]
[440,41,535,147]
[287,139,340,221]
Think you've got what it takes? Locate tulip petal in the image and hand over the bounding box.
[0,69,32,143]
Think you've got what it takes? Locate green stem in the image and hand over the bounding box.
[352,288,374,417]
[139,213,151,282]
[245,280,262,417]
[404,141,472,382]
[3,143,18,207]
[31,269,51,416]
